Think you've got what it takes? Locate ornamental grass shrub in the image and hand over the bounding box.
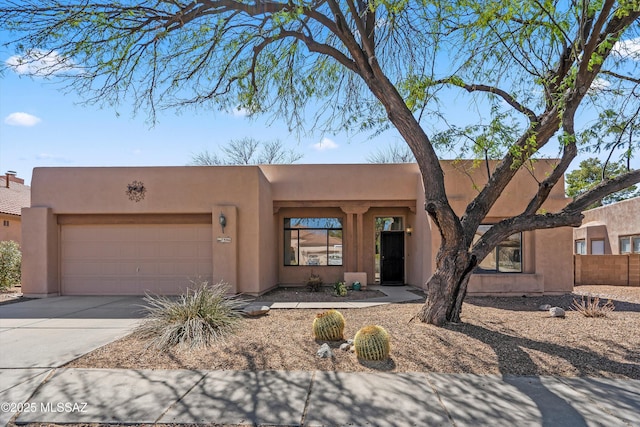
[571,296,615,318]
[0,241,21,290]
[134,280,243,350]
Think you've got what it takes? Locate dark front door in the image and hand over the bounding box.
[381,231,404,284]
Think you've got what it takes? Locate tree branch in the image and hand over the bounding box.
[434,79,537,122]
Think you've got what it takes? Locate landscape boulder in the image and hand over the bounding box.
[549,307,566,318]
[317,343,333,358]
[242,305,271,317]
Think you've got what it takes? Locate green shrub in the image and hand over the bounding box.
[133,280,243,349]
[333,281,347,296]
[0,241,21,290]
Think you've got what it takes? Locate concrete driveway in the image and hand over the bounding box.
[0,296,146,425]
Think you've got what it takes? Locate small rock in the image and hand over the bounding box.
[549,307,565,318]
[317,343,333,358]
[538,304,551,311]
[349,345,355,353]
[242,305,270,316]
[346,339,354,345]
[340,343,351,351]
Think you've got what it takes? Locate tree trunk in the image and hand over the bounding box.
[415,245,476,326]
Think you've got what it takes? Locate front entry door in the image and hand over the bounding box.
[381,231,404,284]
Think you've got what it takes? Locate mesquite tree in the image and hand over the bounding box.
[2,0,639,325]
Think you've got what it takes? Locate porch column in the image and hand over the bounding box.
[341,205,370,273]
[345,213,355,271]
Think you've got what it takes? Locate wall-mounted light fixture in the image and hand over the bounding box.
[406,226,413,236]
[219,212,227,233]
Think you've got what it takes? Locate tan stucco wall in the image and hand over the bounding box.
[0,214,21,244]
[21,207,58,296]
[22,161,574,296]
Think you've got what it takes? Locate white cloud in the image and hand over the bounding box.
[35,153,73,164]
[313,137,339,151]
[4,112,41,127]
[231,107,249,117]
[6,49,74,76]
[611,37,640,60]
[590,77,610,92]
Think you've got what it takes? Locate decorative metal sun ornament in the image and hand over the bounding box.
[126,180,146,202]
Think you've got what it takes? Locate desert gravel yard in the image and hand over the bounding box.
[67,286,640,379]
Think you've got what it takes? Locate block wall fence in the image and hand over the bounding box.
[574,254,640,286]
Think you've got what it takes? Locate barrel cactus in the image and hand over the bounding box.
[354,325,390,361]
[312,309,345,341]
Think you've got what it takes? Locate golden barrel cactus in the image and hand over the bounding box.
[354,325,390,361]
[312,309,345,341]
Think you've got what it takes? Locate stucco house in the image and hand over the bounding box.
[0,172,31,245]
[573,197,640,286]
[21,161,574,297]
[573,197,640,255]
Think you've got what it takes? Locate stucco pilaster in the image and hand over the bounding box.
[21,207,59,297]
[212,206,238,293]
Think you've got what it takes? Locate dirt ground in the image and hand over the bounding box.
[67,285,640,379]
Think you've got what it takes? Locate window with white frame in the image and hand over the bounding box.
[620,235,640,254]
[575,239,586,255]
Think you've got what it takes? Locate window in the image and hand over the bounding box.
[2,220,8,227]
[284,218,343,266]
[620,236,631,254]
[473,225,522,273]
[591,239,605,255]
[575,239,586,255]
[620,235,640,254]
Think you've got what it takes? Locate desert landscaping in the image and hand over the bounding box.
[64,285,640,380]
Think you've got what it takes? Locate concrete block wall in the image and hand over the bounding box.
[574,254,640,286]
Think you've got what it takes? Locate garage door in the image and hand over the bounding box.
[61,224,213,295]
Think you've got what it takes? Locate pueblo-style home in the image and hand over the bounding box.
[21,161,573,297]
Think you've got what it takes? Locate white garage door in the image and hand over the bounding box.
[61,224,213,295]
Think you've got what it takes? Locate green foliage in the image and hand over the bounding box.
[566,158,638,208]
[133,280,243,349]
[306,271,323,292]
[354,325,391,361]
[0,241,21,289]
[333,281,348,297]
[312,309,345,341]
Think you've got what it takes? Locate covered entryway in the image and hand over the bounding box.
[380,231,404,284]
[61,223,212,295]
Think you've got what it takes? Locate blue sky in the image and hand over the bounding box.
[1,37,639,186]
[1,67,410,185]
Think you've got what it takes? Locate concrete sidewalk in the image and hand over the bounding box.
[0,296,146,426]
[253,285,424,309]
[5,368,639,426]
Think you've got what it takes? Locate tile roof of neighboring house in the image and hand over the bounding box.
[0,178,31,216]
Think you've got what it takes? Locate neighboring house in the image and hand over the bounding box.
[0,173,31,245]
[573,197,640,286]
[21,161,574,297]
[573,197,640,255]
